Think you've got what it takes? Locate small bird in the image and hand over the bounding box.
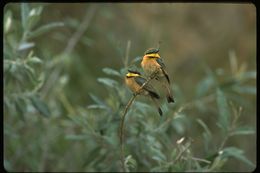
[141,48,174,103]
[125,70,163,116]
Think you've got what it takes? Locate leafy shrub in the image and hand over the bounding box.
[4,3,256,172]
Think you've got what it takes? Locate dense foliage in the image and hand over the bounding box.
[4,3,256,172]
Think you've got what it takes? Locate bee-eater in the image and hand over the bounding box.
[125,70,163,116]
[141,48,174,103]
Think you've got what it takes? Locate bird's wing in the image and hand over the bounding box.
[134,76,154,91]
[134,76,160,99]
[135,76,147,87]
[156,58,166,69]
[156,58,170,84]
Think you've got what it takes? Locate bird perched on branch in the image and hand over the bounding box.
[125,70,163,116]
[141,48,174,103]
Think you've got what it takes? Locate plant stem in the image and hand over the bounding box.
[119,70,159,171]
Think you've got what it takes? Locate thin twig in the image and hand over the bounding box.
[42,5,97,98]
[119,70,160,171]
[64,5,97,54]
[172,142,191,165]
[188,157,211,164]
[124,40,131,68]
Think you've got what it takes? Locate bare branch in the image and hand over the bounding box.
[64,4,97,54]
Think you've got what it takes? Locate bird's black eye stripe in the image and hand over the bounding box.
[127,70,141,75]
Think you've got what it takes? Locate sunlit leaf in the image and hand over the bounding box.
[27,6,43,30]
[124,155,137,171]
[97,78,118,88]
[230,126,255,136]
[221,147,255,167]
[4,10,12,34]
[28,57,43,64]
[18,42,35,51]
[87,104,107,110]
[102,67,121,77]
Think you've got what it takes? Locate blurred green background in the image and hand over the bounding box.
[4,3,256,172]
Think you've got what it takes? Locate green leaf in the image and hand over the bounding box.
[18,42,35,51]
[134,101,151,114]
[4,10,12,34]
[197,119,212,151]
[21,3,30,30]
[15,98,26,121]
[240,71,256,80]
[232,85,256,95]
[30,95,50,117]
[82,147,101,167]
[124,155,137,171]
[97,78,118,88]
[102,67,121,77]
[24,64,38,84]
[27,6,43,30]
[216,88,230,132]
[230,126,255,136]
[65,134,87,140]
[221,147,255,167]
[197,119,212,137]
[87,104,107,110]
[33,73,45,92]
[28,57,43,64]
[89,93,105,105]
[28,22,64,39]
[196,77,214,97]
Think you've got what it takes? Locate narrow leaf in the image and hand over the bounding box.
[65,134,87,140]
[102,67,121,76]
[28,57,42,64]
[197,119,212,138]
[232,85,256,95]
[87,104,107,110]
[230,126,255,136]
[222,147,255,167]
[21,3,30,30]
[18,42,35,51]
[216,88,230,132]
[30,95,50,117]
[97,78,118,88]
[89,93,105,105]
[28,22,64,39]
[196,77,214,97]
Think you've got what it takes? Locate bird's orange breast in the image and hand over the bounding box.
[125,77,142,93]
[141,56,162,75]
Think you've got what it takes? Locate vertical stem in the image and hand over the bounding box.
[119,70,159,171]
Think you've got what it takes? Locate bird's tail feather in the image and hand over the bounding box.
[151,96,163,116]
[148,90,160,99]
[163,82,174,103]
